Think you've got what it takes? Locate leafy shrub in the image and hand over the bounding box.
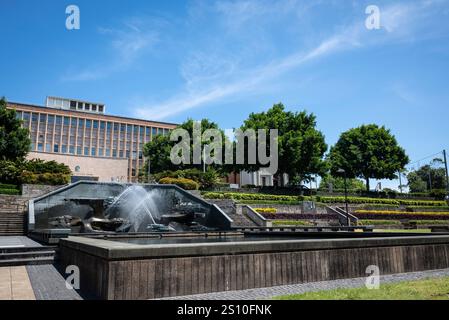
[272,220,314,226]
[0,188,20,195]
[158,177,199,190]
[153,169,220,189]
[202,192,446,207]
[254,208,277,214]
[0,160,22,184]
[0,183,18,189]
[20,171,70,185]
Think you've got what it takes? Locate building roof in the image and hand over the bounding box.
[7,101,178,128]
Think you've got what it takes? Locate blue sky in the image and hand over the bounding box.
[1,0,449,189]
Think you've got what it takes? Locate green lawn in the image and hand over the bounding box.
[373,228,432,233]
[274,277,449,300]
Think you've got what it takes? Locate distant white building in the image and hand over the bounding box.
[239,169,289,187]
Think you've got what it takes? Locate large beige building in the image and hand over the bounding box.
[7,97,177,182]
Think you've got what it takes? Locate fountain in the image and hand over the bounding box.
[29,181,232,234]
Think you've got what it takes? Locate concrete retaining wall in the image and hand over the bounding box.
[59,235,449,300]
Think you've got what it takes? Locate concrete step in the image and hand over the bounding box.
[0,256,55,267]
[0,250,54,260]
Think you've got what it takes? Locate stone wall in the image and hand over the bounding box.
[21,184,63,198]
[0,195,29,213]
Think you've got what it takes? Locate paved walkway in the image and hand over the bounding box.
[0,236,42,248]
[0,266,36,300]
[160,268,449,300]
[26,265,83,300]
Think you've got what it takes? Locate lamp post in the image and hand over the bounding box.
[337,168,350,226]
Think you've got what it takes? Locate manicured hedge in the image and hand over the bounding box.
[354,210,449,221]
[254,208,277,214]
[0,183,18,189]
[158,177,199,190]
[0,188,20,195]
[203,192,447,207]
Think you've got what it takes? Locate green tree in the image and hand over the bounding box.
[142,118,233,175]
[319,174,365,191]
[0,97,30,161]
[407,161,447,193]
[239,103,328,185]
[328,124,409,191]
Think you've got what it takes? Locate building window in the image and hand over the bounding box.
[112,149,117,157]
[78,119,84,127]
[132,169,136,176]
[61,145,67,153]
[98,148,103,156]
[23,112,30,121]
[15,111,22,120]
[91,147,96,156]
[39,114,46,123]
[106,149,110,157]
[152,127,157,136]
[54,144,59,153]
[84,147,89,156]
[85,103,90,111]
[100,121,105,130]
[71,117,77,127]
[70,101,77,110]
[77,146,82,155]
[63,117,69,126]
[45,144,51,152]
[93,120,98,129]
[77,102,83,110]
[99,105,104,112]
[92,104,97,111]
[69,146,75,154]
[37,143,43,152]
[86,120,91,128]
[47,115,54,124]
[107,122,112,131]
[56,116,62,125]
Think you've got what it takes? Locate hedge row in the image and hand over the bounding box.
[354,213,449,220]
[254,208,277,214]
[0,188,20,195]
[316,196,446,207]
[158,177,199,190]
[202,192,447,207]
[0,183,18,189]
[355,210,449,216]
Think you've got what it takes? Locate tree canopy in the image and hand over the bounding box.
[0,97,30,161]
[328,124,409,191]
[142,118,233,175]
[238,103,328,185]
[319,174,365,191]
[407,160,447,193]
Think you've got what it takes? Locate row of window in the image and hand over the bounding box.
[17,111,171,137]
[32,143,144,159]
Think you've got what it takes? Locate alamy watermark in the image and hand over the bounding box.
[66,5,80,30]
[365,5,381,30]
[365,265,380,289]
[65,265,80,290]
[169,121,279,175]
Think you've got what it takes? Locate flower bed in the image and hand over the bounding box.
[261,213,337,220]
[354,209,449,220]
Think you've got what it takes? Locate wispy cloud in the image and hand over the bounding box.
[134,0,448,120]
[61,18,162,81]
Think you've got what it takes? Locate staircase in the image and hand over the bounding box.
[0,212,26,235]
[0,246,56,266]
[207,199,258,227]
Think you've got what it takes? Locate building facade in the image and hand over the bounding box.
[7,97,177,182]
